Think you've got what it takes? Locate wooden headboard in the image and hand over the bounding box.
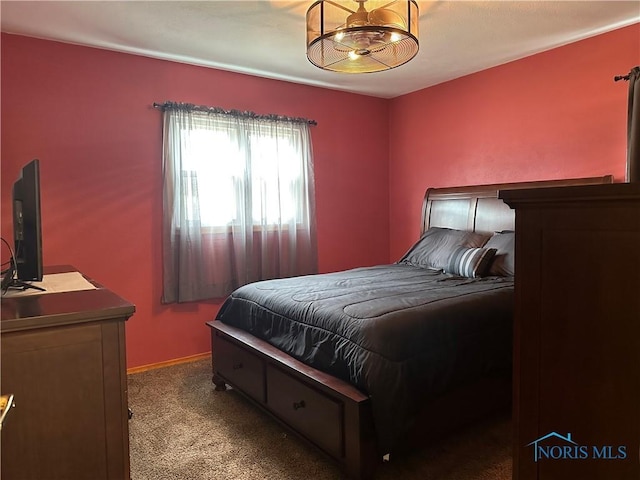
[421,175,613,235]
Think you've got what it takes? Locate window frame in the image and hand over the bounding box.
[176,120,309,230]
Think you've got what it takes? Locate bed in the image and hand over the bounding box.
[206,175,612,479]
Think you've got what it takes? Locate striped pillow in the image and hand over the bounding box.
[446,246,497,278]
[399,227,491,271]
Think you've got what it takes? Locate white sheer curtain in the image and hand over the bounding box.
[162,105,317,303]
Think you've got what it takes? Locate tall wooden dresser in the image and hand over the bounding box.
[1,266,134,480]
[500,183,640,480]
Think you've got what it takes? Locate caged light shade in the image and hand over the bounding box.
[306,0,419,74]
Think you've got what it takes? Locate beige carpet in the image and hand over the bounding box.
[128,357,512,479]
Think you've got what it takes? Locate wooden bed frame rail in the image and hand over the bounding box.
[209,321,377,479]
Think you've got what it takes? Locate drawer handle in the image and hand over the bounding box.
[293,400,306,410]
[232,362,243,370]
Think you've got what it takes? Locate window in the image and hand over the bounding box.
[180,119,306,227]
[161,104,317,303]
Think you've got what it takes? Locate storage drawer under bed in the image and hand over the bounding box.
[209,320,377,479]
[215,335,265,403]
[266,364,344,459]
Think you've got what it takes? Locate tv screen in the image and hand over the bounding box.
[12,158,43,283]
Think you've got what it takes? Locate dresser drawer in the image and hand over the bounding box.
[266,364,343,458]
[215,335,265,403]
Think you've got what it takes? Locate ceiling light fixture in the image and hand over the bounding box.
[306,0,419,74]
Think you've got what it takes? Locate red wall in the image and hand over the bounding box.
[388,23,640,259]
[3,24,638,368]
[0,34,390,368]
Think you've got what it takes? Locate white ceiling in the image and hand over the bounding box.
[1,1,639,98]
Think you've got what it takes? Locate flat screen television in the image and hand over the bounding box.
[10,159,44,289]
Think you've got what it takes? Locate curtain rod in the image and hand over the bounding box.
[153,101,317,126]
[614,66,640,82]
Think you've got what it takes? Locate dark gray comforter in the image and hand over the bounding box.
[216,263,514,453]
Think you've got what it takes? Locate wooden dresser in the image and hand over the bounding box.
[1,266,134,480]
[500,183,640,480]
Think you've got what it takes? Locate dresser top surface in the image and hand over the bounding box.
[500,182,640,206]
[1,266,135,333]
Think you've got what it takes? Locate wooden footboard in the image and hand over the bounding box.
[207,320,379,480]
